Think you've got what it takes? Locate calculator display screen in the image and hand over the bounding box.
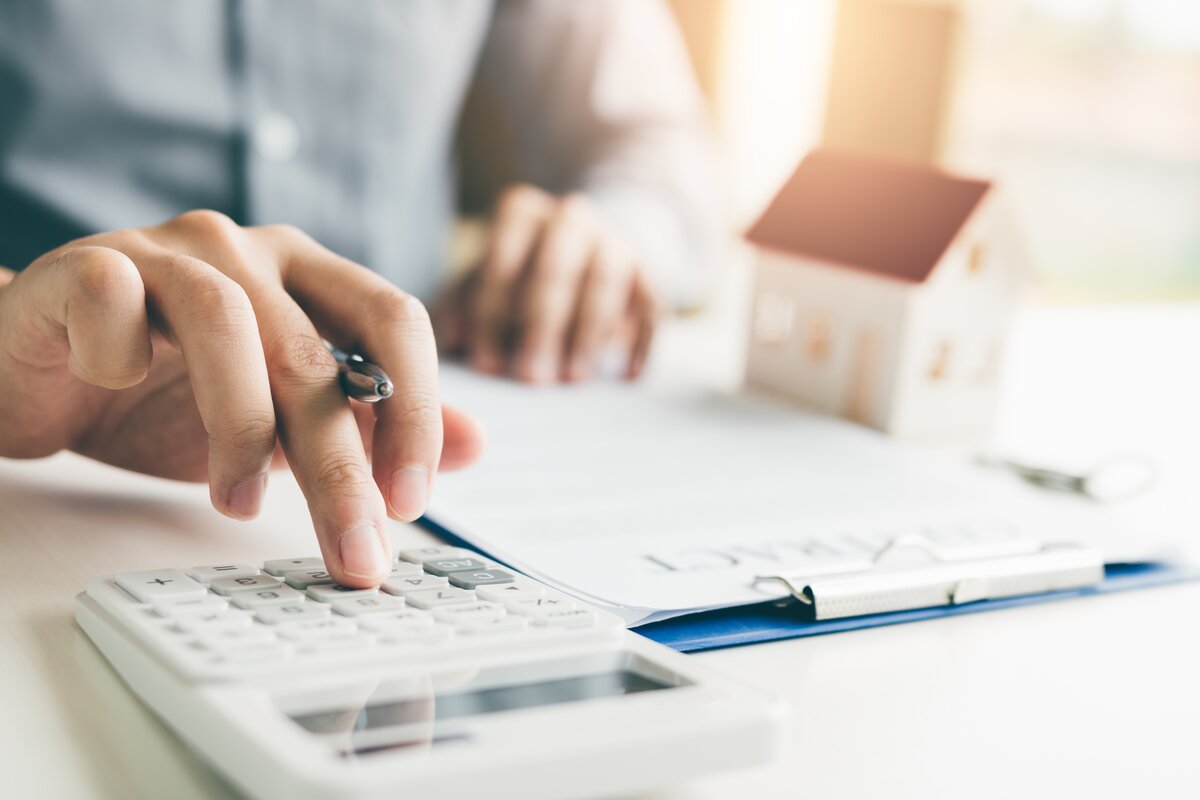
[288,668,676,756]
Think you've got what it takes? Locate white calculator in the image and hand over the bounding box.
[75,545,783,800]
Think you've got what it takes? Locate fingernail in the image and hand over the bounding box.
[389,465,430,521]
[227,473,268,519]
[338,522,391,579]
[534,356,557,383]
[567,357,591,382]
[521,353,555,384]
[473,350,502,375]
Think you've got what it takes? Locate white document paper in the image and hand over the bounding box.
[428,366,1129,626]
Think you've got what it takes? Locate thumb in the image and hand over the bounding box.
[439,403,485,471]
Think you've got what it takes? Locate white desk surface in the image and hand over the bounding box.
[4,275,1200,799]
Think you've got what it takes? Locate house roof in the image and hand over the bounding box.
[745,148,992,283]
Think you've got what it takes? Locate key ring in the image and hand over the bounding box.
[977,453,1158,502]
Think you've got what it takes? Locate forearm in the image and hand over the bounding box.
[475,0,725,311]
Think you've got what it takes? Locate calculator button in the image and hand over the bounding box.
[282,569,336,589]
[263,557,325,577]
[477,581,545,603]
[404,586,476,609]
[186,564,259,584]
[173,610,254,633]
[210,574,282,595]
[153,596,229,617]
[530,608,597,629]
[295,633,377,655]
[432,602,505,625]
[330,594,405,616]
[458,616,528,636]
[306,584,378,603]
[229,585,306,609]
[422,557,490,576]
[448,568,516,589]
[357,611,435,633]
[211,641,295,665]
[197,626,278,648]
[380,574,448,596]
[375,624,453,647]
[390,561,423,577]
[505,596,576,616]
[115,570,207,603]
[255,603,331,625]
[398,545,466,563]
[274,617,359,641]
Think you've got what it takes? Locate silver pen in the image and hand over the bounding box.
[324,341,394,403]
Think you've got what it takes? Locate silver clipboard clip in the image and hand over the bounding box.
[754,534,1105,621]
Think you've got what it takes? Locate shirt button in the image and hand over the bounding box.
[252,112,301,162]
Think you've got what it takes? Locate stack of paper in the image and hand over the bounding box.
[428,366,1138,626]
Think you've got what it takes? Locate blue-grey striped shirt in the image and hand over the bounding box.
[0,0,718,304]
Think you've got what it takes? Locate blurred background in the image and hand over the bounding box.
[666,0,1200,303]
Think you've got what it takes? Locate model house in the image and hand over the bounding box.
[744,148,1020,441]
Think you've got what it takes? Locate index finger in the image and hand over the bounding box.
[470,186,553,374]
[274,229,447,523]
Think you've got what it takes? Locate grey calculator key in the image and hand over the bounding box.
[115,570,207,604]
[398,545,467,564]
[306,584,378,603]
[263,557,325,577]
[255,603,331,625]
[380,573,448,596]
[422,557,490,577]
[229,585,306,609]
[530,608,596,629]
[331,594,405,616]
[283,569,335,589]
[432,601,505,624]
[187,564,259,584]
[448,568,516,589]
[477,581,545,603]
[404,586,476,609]
[210,574,282,595]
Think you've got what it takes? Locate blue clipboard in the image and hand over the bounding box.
[635,562,1196,652]
[419,519,1195,654]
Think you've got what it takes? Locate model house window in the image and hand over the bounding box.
[752,291,795,346]
[928,340,953,381]
[968,242,987,274]
[806,315,832,363]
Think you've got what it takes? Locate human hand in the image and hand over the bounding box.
[434,185,659,383]
[0,211,485,587]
